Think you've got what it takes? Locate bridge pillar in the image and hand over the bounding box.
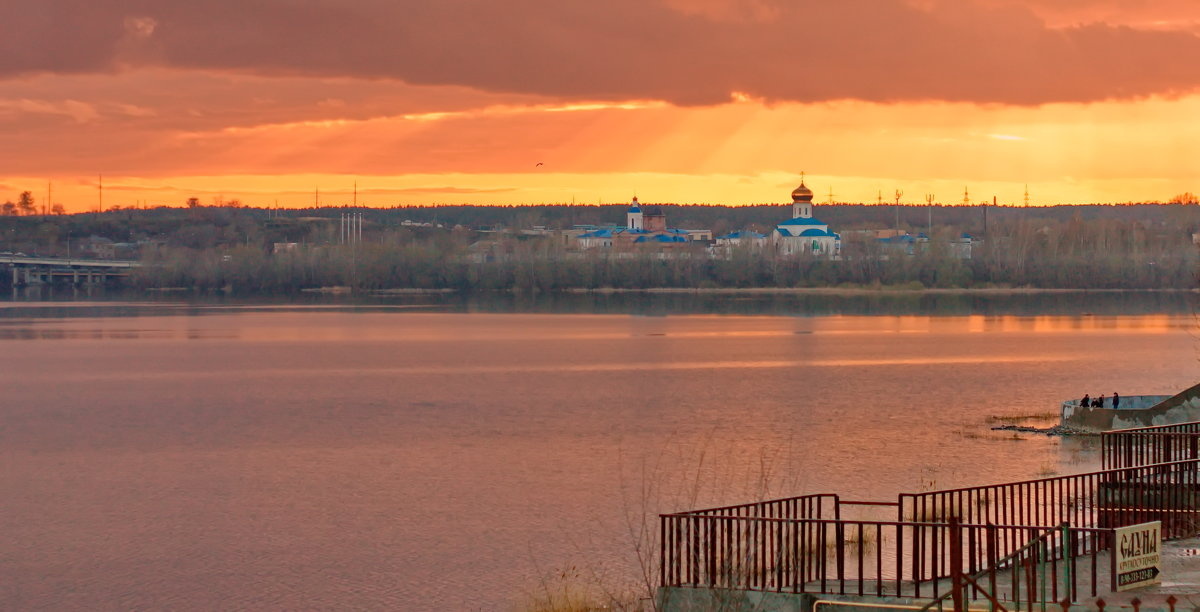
[73,270,79,285]
[10,267,16,286]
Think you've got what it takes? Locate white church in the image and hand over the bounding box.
[772,179,841,257]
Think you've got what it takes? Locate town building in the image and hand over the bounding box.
[771,180,841,257]
[715,230,767,249]
[575,198,711,250]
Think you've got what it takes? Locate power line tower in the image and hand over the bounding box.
[1024,184,1030,207]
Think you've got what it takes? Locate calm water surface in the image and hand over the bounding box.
[1,296,1197,610]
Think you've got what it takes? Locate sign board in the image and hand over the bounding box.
[1114,521,1162,591]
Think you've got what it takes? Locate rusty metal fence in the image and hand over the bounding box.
[661,422,1200,602]
[1102,424,1200,470]
[660,514,1116,600]
[899,458,1200,547]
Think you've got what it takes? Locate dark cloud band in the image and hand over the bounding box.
[3,0,1200,105]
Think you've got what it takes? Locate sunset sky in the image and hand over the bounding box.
[3,0,1200,211]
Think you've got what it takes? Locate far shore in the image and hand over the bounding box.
[129,285,1200,297]
[563,286,1200,296]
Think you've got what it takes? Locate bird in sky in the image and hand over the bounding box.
[535,162,543,167]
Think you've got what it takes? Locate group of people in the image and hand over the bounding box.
[1080,392,1120,409]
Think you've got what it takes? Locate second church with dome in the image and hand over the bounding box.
[772,178,841,257]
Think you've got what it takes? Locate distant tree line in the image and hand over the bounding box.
[129,217,1196,293]
[1,201,1197,292]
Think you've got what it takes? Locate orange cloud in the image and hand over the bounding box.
[4,1,1198,210]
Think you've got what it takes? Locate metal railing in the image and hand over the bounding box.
[920,522,1072,612]
[898,458,1200,549]
[660,514,1114,600]
[661,422,1200,603]
[672,493,840,521]
[1102,424,1200,470]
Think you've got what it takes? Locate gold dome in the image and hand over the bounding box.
[791,182,814,202]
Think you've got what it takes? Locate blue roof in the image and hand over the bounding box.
[961,232,974,239]
[798,228,835,237]
[778,217,827,226]
[580,229,614,238]
[878,235,916,243]
[629,203,640,212]
[635,234,687,243]
[718,230,767,240]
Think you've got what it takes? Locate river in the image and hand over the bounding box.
[1,292,1196,610]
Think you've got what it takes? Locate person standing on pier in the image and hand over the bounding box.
[1113,392,1120,409]
[1081,393,1090,407]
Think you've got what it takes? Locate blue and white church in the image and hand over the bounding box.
[772,179,841,257]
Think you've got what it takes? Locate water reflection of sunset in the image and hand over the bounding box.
[2,305,1194,609]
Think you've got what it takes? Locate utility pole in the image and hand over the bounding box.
[1024,184,1030,207]
[926,194,934,236]
[894,189,903,234]
[98,174,103,213]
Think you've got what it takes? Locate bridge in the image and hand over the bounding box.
[0,254,141,286]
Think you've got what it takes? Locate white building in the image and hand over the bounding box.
[772,180,841,257]
[627,197,643,230]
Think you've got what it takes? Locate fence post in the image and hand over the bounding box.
[660,515,667,588]
[836,520,845,594]
[1109,530,1117,595]
[950,516,964,612]
[987,523,998,612]
[1061,523,1073,602]
[1039,537,1048,612]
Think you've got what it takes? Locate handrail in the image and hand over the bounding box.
[670,493,838,516]
[919,523,1069,612]
[900,457,1200,497]
[1106,421,1200,434]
